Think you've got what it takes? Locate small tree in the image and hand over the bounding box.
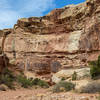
[72,71,77,80]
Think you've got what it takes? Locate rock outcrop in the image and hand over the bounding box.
[0,0,100,74]
[0,54,9,73]
[52,68,90,83]
[0,29,11,73]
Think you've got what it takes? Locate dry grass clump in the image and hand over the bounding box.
[80,81,100,93]
[53,81,75,93]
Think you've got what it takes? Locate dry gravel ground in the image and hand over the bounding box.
[0,89,99,100]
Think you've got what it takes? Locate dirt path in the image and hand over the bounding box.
[0,89,99,100]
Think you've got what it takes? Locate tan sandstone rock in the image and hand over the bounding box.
[0,0,100,74]
[52,68,90,83]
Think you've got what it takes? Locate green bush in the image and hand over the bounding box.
[61,77,66,81]
[17,75,33,88]
[32,78,49,88]
[89,55,100,79]
[0,68,15,89]
[0,68,49,89]
[53,81,75,93]
[17,76,49,88]
[72,71,77,80]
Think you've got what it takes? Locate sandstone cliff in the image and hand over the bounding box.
[0,0,100,74]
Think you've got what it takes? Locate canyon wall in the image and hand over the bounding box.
[0,0,100,74]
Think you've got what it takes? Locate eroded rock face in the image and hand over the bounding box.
[1,0,100,74]
[0,29,11,73]
[0,54,9,73]
[52,68,90,83]
[0,55,5,73]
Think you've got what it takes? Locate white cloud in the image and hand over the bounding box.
[0,0,55,29]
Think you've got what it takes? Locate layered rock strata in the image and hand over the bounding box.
[0,0,100,74]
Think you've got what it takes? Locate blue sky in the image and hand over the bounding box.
[0,0,86,29]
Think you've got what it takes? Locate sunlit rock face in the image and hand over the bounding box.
[1,0,100,74]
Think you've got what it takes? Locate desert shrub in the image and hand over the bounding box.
[53,81,75,93]
[32,78,49,88]
[89,55,100,79]
[72,71,77,80]
[0,68,49,89]
[61,77,66,81]
[2,68,14,79]
[80,81,100,93]
[17,76,49,88]
[0,68,15,89]
[97,96,100,100]
[0,75,14,89]
[17,75,33,88]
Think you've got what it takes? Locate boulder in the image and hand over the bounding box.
[0,84,8,91]
[52,68,90,83]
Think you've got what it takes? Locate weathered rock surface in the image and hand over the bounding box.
[52,68,90,83]
[0,54,9,73]
[0,84,8,91]
[0,29,11,73]
[0,0,100,74]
